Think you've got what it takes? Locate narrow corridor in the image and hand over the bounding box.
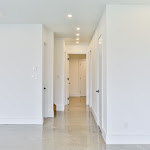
[43,97,105,150]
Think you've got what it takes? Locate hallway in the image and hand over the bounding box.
[43,97,105,150]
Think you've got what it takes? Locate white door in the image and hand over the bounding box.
[43,42,47,118]
[66,54,69,104]
[97,36,103,129]
[79,59,86,96]
[69,58,80,96]
[92,47,98,119]
[89,51,92,107]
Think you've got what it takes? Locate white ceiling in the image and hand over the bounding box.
[0,0,149,44]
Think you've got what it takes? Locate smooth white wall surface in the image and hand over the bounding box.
[0,24,43,124]
[65,45,89,54]
[106,5,150,144]
[54,38,65,111]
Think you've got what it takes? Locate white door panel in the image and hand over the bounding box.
[97,36,103,130]
[69,58,80,96]
[80,60,86,96]
[92,47,98,114]
[66,54,69,104]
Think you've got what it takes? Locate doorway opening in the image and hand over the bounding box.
[66,54,87,106]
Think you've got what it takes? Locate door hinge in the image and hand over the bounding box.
[68,98,69,100]
[67,58,69,60]
[67,78,69,80]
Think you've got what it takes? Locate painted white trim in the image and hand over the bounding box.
[101,129,107,143]
[56,105,64,111]
[0,117,43,124]
[106,134,150,144]
[91,106,107,144]
[91,107,97,123]
[45,110,54,118]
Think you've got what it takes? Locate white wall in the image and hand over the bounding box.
[69,54,86,97]
[90,5,150,144]
[0,24,43,124]
[106,5,150,144]
[54,38,65,111]
[65,45,89,54]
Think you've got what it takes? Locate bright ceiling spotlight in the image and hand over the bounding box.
[76,33,80,36]
[67,14,72,18]
[76,27,80,31]
[76,38,79,40]
[99,39,102,44]
[76,41,79,44]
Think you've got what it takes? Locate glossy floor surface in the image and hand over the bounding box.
[0,97,149,150]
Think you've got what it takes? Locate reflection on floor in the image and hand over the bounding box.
[0,97,150,150]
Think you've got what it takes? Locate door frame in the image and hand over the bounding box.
[64,52,90,105]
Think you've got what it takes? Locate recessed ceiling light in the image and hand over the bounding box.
[76,41,79,44]
[67,14,72,18]
[76,27,80,31]
[76,33,80,36]
[76,38,79,40]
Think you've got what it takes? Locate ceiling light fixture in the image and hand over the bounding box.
[76,27,80,31]
[76,38,79,40]
[67,14,72,18]
[76,41,79,44]
[76,33,80,36]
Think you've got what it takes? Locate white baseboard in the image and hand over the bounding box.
[45,110,54,118]
[101,129,107,143]
[98,128,150,144]
[106,134,150,144]
[90,107,97,123]
[56,105,64,111]
[48,111,54,117]
[0,117,43,124]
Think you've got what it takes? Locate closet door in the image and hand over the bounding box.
[79,59,86,96]
[66,54,69,104]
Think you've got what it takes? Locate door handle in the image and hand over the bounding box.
[96,90,99,93]
[44,87,46,90]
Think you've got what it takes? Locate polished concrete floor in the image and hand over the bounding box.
[0,97,149,150]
